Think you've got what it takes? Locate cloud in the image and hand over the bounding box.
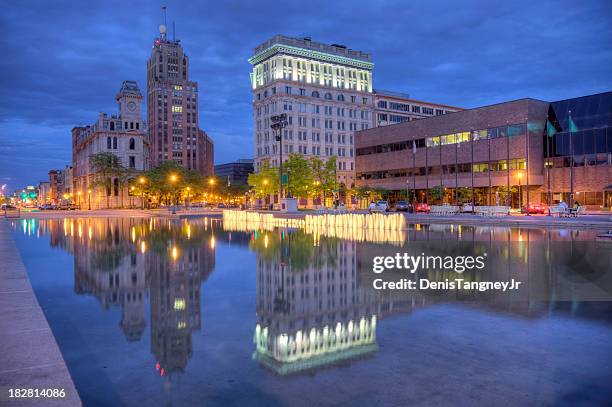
[1,0,611,191]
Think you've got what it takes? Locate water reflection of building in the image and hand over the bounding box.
[35,218,217,376]
[73,219,147,341]
[149,242,215,378]
[253,234,380,375]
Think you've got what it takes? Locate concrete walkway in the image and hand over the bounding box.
[0,221,81,406]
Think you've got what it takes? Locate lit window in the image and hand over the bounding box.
[172,105,183,113]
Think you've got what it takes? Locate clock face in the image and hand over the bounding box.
[127,101,136,112]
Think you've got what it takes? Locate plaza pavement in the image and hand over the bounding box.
[0,221,81,406]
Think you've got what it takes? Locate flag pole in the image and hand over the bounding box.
[506,122,510,207]
[525,119,530,216]
[569,110,574,207]
[546,114,551,214]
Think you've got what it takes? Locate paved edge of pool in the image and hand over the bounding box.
[0,220,82,407]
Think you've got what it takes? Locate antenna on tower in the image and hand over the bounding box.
[162,5,167,27]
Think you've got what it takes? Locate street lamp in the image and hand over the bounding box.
[169,174,178,213]
[186,186,191,209]
[130,186,135,208]
[139,177,146,210]
[87,189,91,210]
[271,113,289,202]
[208,178,215,204]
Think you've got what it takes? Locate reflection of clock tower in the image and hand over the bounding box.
[116,80,143,130]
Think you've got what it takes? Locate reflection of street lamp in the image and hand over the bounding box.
[139,177,146,209]
[87,189,91,210]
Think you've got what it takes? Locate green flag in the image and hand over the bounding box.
[568,116,579,133]
[546,120,557,138]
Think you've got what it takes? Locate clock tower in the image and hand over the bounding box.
[116,80,143,129]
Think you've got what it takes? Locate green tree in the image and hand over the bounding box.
[144,161,202,205]
[90,152,126,208]
[247,161,279,199]
[428,186,443,204]
[286,154,313,199]
[496,185,517,206]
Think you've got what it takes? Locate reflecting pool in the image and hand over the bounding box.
[10,217,612,406]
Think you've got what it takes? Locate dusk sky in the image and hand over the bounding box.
[1,0,611,192]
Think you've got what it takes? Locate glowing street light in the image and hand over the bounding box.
[87,189,91,210]
[139,177,146,209]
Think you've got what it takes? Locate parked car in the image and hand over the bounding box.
[38,204,56,210]
[1,204,17,210]
[58,203,79,210]
[217,203,227,209]
[395,200,409,212]
[369,200,389,213]
[414,203,430,213]
[522,202,547,214]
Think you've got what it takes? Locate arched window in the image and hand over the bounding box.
[311,91,320,98]
[129,138,135,150]
[324,92,332,100]
[113,137,117,149]
[110,122,115,131]
[337,94,345,102]
[107,137,111,149]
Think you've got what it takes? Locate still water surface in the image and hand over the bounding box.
[10,218,612,406]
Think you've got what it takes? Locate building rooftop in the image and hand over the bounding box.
[250,35,373,69]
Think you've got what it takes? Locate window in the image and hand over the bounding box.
[129,138,135,150]
[312,91,320,98]
[172,106,182,113]
[129,156,135,168]
[107,137,111,149]
[113,137,117,149]
[110,122,115,131]
[324,92,332,100]
[337,94,345,102]
[113,178,119,196]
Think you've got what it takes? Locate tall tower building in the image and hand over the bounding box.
[147,24,212,175]
[249,35,375,188]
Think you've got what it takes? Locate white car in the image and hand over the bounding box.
[369,200,389,213]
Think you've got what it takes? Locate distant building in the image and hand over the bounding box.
[38,181,50,205]
[72,81,148,209]
[197,129,214,177]
[373,90,462,126]
[146,24,213,176]
[214,159,254,186]
[48,170,59,204]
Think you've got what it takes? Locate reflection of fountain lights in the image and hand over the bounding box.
[131,227,136,243]
[264,234,269,248]
[186,224,191,239]
[222,210,406,245]
[171,246,178,260]
[88,226,93,240]
[210,236,216,249]
[141,241,146,254]
[78,222,82,239]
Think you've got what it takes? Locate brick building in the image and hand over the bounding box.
[355,92,612,209]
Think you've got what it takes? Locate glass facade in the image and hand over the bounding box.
[545,92,612,159]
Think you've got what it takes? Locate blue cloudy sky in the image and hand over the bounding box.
[1,0,611,192]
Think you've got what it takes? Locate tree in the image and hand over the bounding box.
[286,154,313,199]
[496,185,518,206]
[90,152,126,208]
[428,186,443,204]
[456,187,472,204]
[143,161,202,205]
[247,161,279,199]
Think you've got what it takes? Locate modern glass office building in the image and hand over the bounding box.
[355,92,611,209]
